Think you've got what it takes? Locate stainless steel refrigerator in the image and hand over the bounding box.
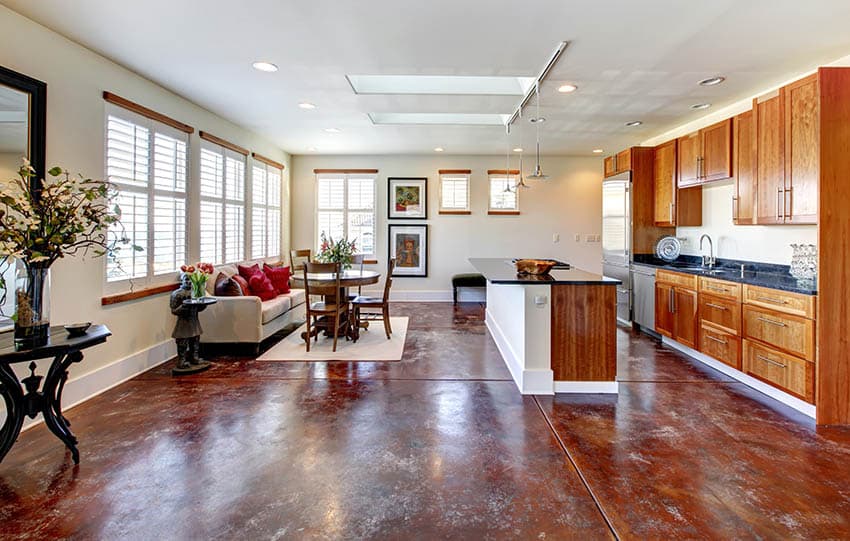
[601,172,632,324]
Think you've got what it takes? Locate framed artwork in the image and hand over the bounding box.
[388,177,427,219]
[389,224,428,277]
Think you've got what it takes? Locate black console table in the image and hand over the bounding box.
[0,325,111,464]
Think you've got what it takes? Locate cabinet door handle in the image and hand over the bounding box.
[757,354,787,369]
[757,316,787,327]
[669,202,673,223]
[706,285,726,293]
[669,288,674,313]
[776,188,784,221]
[785,185,793,219]
[706,335,728,345]
[732,196,738,219]
[706,302,727,310]
[755,295,789,305]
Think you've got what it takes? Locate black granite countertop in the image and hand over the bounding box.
[632,254,817,296]
[469,258,621,286]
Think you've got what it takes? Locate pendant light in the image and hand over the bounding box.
[526,81,550,180]
[516,109,530,189]
[503,124,514,193]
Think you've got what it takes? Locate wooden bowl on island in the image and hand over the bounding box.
[514,259,557,275]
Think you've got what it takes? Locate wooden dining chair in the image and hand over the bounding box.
[347,254,366,301]
[290,249,312,272]
[351,258,395,340]
[303,261,348,352]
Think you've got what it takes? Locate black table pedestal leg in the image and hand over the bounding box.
[0,364,25,464]
[41,351,82,464]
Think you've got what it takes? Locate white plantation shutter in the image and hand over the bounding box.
[105,106,187,284]
[316,173,375,256]
[440,173,470,211]
[200,143,245,264]
[489,174,518,211]
[251,163,283,259]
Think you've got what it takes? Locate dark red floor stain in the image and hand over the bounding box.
[1,302,849,539]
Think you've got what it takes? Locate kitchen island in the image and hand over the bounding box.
[470,258,621,395]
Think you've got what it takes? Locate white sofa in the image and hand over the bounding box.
[198,263,306,350]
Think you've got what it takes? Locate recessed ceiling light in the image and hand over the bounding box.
[434,147,445,152]
[698,76,726,86]
[625,121,643,127]
[529,117,546,123]
[307,147,317,152]
[324,128,341,133]
[252,61,278,73]
[298,102,316,110]
[513,147,523,152]
[558,84,578,93]
[691,103,711,110]
[592,149,604,154]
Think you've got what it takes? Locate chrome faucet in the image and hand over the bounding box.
[700,234,715,268]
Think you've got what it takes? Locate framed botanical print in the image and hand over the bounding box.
[389,224,428,277]
[388,177,427,219]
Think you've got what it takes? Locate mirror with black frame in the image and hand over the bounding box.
[0,66,47,331]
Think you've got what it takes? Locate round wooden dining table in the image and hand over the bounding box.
[290,268,381,342]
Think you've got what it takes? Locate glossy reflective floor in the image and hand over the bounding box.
[1,303,849,539]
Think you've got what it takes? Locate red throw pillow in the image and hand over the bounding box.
[263,264,291,294]
[248,272,278,301]
[238,263,261,281]
[231,274,250,295]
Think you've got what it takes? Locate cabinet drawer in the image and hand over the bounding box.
[743,284,815,319]
[742,305,815,361]
[699,295,741,334]
[701,324,741,369]
[743,339,814,403]
[657,270,698,290]
[698,277,741,301]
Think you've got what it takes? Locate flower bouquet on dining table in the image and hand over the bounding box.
[316,232,358,269]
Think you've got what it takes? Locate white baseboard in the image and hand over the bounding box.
[11,339,176,431]
[662,337,816,419]
[360,288,486,303]
[554,381,619,394]
[485,310,554,395]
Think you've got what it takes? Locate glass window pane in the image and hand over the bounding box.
[200,201,223,264]
[108,192,148,281]
[317,177,345,209]
[347,211,374,255]
[200,148,223,198]
[152,196,185,275]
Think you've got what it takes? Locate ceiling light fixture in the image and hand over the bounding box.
[324,128,341,133]
[513,147,523,152]
[252,61,278,73]
[298,102,316,110]
[691,103,711,110]
[308,147,317,152]
[698,76,726,86]
[625,121,643,127]
[592,149,604,154]
[515,111,529,189]
[558,84,578,93]
[434,147,444,152]
[526,82,550,181]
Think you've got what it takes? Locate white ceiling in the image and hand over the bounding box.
[5,0,850,156]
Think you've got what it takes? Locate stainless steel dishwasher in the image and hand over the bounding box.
[631,264,657,335]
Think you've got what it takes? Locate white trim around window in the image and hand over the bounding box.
[198,140,246,264]
[251,162,282,260]
[438,169,471,214]
[315,172,376,258]
[488,172,520,214]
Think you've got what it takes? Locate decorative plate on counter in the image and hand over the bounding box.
[656,236,682,262]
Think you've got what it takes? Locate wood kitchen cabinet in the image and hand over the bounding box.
[677,119,733,187]
[653,139,702,227]
[784,74,819,224]
[755,91,785,224]
[733,110,756,224]
[655,270,698,348]
[603,148,632,177]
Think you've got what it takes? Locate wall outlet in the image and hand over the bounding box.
[534,295,548,306]
[585,234,594,242]
[574,234,581,242]
[552,233,560,243]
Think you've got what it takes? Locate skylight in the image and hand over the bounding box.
[348,75,535,96]
[368,113,511,126]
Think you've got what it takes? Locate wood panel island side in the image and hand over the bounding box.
[470,259,620,395]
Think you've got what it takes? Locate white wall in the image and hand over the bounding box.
[291,154,604,296]
[0,6,290,386]
[639,54,850,266]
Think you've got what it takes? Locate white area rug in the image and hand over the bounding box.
[257,317,409,361]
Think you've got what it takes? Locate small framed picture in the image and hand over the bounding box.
[389,224,428,277]
[388,177,427,219]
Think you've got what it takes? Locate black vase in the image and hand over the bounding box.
[14,261,50,348]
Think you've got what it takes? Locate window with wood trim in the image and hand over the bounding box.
[439,171,470,213]
[316,172,375,257]
[251,162,282,259]
[488,172,519,212]
[105,104,188,287]
[199,140,246,264]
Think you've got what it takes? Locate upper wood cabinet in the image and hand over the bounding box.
[677,119,733,187]
[733,110,756,225]
[603,148,632,177]
[784,74,819,224]
[755,91,787,224]
[653,140,702,227]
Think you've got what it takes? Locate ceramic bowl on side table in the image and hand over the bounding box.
[64,322,92,337]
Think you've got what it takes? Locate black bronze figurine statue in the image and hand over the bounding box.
[170,273,215,375]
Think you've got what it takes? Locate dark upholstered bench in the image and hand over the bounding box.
[452,273,486,304]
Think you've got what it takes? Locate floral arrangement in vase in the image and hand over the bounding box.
[180,262,214,298]
[317,232,357,269]
[0,159,133,347]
